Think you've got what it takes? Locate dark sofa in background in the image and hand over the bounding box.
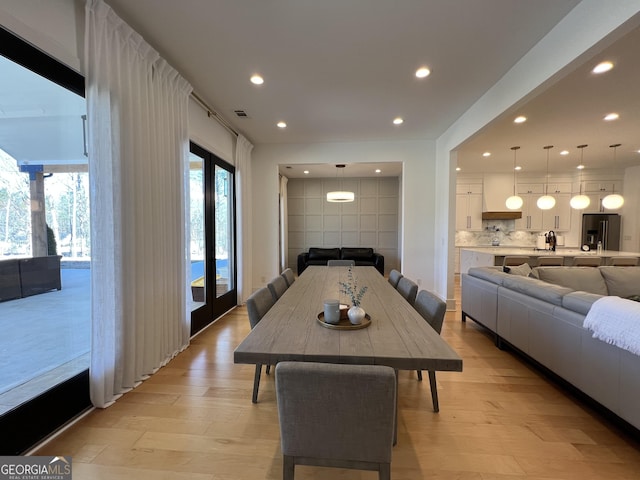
[297,247,384,275]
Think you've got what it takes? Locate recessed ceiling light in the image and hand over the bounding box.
[455,167,461,172]
[375,169,382,173]
[593,61,614,74]
[393,117,403,125]
[604,112,619,121]
[482,152,491,157]
[514,115,527,124]
[415,67,430,78]
[577,164,585,170]
[277,121,287,128]
[560,150,569,155]
[250,74,264,85]
[303,170,309,174]
[514,166,522,171]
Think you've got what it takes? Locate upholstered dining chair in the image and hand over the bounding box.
[388,269,403,289]
[267,275,289,302]
[413,290,447,412]
[536,256,564,266]
[276,362,396,480]
[572,256,602,267]
[281,268,296,287]
[610,256,639,266]
[246,287,275,403]
[396,277,418,306]
[503,255,531,267]
[327,259,355,267]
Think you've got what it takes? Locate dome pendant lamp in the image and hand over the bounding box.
[326,164,355,203]
[602,143,624,210]
[570,144,591,210]
[537,145,556,210]
[505,146,523,210]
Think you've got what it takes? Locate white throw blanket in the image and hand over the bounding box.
[583,296,640,356]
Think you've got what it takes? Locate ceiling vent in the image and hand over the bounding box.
[234,109,248,118]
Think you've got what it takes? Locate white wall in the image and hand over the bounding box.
[622,166,640,252]
[435,0,640,308]
[0,0,82,72]
[188,98,236,165]
[251,140,435,292]
[287,177,400,274]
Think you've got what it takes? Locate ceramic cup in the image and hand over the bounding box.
[323,299,340,324]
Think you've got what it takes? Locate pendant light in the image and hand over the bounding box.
[505,146,523,210]
[601,143,624,210]
[536,145,556,210]
[326,164,355,203]
[570,144,591,210]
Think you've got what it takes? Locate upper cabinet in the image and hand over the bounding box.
[584,180,623,193]
[455,183,483,231]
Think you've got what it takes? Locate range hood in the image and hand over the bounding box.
[481,174,522,220]
[482,211,522,220]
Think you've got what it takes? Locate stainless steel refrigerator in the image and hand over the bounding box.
[581,213,621,251]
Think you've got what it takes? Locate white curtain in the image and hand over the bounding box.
[235,134,254,304]
[279,175,289,271]
[85,0,193,408]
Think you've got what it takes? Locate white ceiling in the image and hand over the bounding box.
[4,1,640,180]
[103,0,597,178]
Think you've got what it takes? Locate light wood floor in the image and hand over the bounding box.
[34,279,640,479]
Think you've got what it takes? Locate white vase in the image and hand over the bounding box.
[348,305,365,325]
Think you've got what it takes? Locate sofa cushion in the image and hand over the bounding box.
[533,266,608,296]
[308,248,341,261]
[501,275,572,306]
[341,247,374,261]
[468,266,507,286]
[503,263,532,277]
[598,266,640,297]
[562,291,603,316]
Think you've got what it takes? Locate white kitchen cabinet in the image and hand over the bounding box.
[514,193,543,231]
[546,183,573,194]
[456,192,483,231]
[584,180,623,193]
[542,193,571,231]
[517,183,544,195]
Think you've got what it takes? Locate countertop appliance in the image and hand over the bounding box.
[582,213,621,251]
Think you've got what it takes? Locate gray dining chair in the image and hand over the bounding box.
[267,275,289,302]
[327,259,355,267]
[413,290,446,412]
[388,269,403,288]
[396,277,418,306]
[281,268,296,287]
[246,287,275,403]
[276,362,396,480]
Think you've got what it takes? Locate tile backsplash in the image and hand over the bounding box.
[456,220,540,247]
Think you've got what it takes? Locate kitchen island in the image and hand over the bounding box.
[459,246,640,274]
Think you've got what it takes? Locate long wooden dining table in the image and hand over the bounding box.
[234,266,462,374]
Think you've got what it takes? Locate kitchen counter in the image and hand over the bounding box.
[459,247,640,274]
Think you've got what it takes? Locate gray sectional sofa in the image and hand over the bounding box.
[461,265,640,431]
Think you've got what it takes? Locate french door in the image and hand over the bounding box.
[189,142,237,334]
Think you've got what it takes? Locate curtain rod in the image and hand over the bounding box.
[191,91,239,138]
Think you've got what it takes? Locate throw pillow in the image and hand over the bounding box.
[505,263,532,277]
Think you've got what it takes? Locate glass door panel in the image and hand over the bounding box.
[189,152,205,311]
[214,165,233,298]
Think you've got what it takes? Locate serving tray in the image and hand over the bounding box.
[317,312,371,330]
